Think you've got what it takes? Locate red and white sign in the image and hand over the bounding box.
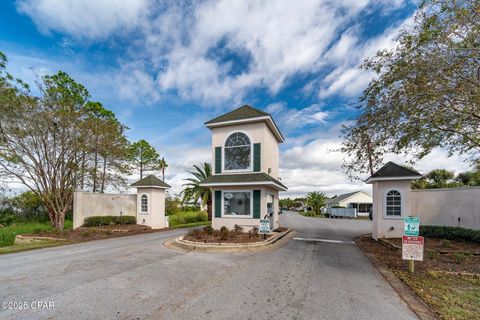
[402,236,424,261]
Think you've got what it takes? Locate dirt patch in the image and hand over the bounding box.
[384,237,480,254]
[358,236,480,274]
[26,224,161,242]
[184,227,271,243]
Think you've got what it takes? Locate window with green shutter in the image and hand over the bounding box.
[215,147,222,174]
[253,143,261,172]
[253,190,261,219]
[215,190,222,218]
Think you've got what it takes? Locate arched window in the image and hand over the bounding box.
[224,132,251,171]
[386,190,401,216]
[141,194,148,213]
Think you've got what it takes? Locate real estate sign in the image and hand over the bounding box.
[404,216,420,236]
[259,219,270,234]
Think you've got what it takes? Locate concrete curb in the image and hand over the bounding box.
[355,235,438,320]
[165,229,294,253]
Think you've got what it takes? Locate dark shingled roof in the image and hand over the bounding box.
[325,191,370,204]
[370,162,422,179]
[200,172,287,190]
[131,175,171,188]
[205,105,270,124]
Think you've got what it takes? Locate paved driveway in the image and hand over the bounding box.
[0,212,418,320]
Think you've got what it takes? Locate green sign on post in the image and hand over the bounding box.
[404,216,420,236]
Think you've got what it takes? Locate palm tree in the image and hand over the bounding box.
[181,163,212,220]
[306,191,327,215]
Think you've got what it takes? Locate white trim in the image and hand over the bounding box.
[383,189,403,220]
[222,190,253,218]
[223,130,253,173]
[293,237,355,244]
[200,181,287,191]
[366,176,421,183]
[206,116,285,143]
[139,194,149,215]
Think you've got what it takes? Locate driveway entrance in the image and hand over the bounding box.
[0,211,418,320]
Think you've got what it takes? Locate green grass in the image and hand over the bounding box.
[0,220,72,247]
[0,240,69,254]
[169,221,211,229]
[397,271,480,320]
[168,211,208,226]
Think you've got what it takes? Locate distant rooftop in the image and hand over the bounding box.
[325,191,371,204]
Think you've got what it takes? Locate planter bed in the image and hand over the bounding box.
[169,227,292,252]
[16,224,158,243]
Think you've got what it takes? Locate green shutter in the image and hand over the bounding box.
[253,143,261,172]
[253,190,261,219]
[215,190,222,218]
[215,147,222,174]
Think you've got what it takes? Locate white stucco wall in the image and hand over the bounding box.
[210,122,280,179]
[372,180,412,240]
[212,185,279,231]
[136,187,167,229]
[73,191,136,229]
[411,187,480,230]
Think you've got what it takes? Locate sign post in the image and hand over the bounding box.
[402,217,423,273]
[259,219,270,239]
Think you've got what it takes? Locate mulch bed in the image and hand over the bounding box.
[27,224,161,242]
[383,237,480,254]
[184,230,272,243]
[356,236,480,274]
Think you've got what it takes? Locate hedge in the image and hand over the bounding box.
[83,215,136,227]
[420,225,480,244]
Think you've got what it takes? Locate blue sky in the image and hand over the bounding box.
[0,0,469,197]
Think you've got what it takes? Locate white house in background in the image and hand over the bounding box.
[199,105,287,231]
[325,191,372,216]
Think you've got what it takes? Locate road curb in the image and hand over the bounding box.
[164,229,294,253]
[355,235,438,320]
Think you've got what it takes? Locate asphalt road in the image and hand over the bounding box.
[0,212,418,320]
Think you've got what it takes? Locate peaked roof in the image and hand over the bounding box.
[131,175,171,188]
[205,105,269,124]
[326,191,371,204]
[199,172,287,191]
[205,105,285,143]
[366,162,422,183]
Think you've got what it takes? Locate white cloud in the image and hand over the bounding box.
[17,0,149,39]
[17,0,413,104]
[267,103,328,131]
[319,14,414,98]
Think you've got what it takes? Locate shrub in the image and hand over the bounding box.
[220,226,229,240]
[234,224,244,233]
[0,209,15,227]
[83,215,136,227]
[420,225,480,244]
[203,225,214,235]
